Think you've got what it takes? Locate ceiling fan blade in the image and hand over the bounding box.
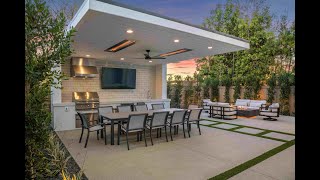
[132,58,147,59]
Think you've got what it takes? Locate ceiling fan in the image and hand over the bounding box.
[135,50,166,60]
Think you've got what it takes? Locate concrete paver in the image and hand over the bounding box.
[212,123,239,129]
[234,127,265,134]
[229,169,275,180]
[199,120,219,125]
[262,132,295,141]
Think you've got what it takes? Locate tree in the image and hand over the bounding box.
[25,0,75,178]
[45,0,83,23]
[266,73,277,103]
[210,78,219,102]
[198,0,279,100]
[193,72,202,106]
[183,76,194,108]
[274,16,295,73]
[172,75,183,108]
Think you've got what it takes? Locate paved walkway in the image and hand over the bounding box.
[57,125,283,179]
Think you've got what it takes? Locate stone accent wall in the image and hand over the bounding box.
[61,59,156,102]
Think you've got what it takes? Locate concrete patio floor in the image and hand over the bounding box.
[200,112,295,134]
[56,114,294,180]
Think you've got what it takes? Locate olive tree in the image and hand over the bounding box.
[25,0,75,178]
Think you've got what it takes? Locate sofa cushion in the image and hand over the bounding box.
[213,110,222,115]
[270,103,279,108]
[269,103,279,112]
[213,106,221,110]
[217,103,230,107]
[224,111,237,116]
[249,102,263,108]
[260,111,278,117]
[235,101,248,106]
[207,102,218,106]
[250,100,266,104]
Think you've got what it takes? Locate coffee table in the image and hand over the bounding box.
[237,108,259,117]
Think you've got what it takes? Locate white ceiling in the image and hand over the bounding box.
[69,0,249,66]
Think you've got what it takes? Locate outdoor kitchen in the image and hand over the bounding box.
[51,57,170,131]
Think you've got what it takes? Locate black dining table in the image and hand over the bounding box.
[100,108,188,145]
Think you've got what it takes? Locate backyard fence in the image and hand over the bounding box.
[168,81,295,116]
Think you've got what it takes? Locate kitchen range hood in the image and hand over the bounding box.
[70,57,98,78]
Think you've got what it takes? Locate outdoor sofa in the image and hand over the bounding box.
[234,99,266,109]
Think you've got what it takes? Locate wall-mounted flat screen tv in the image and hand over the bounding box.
[101,67,136,89]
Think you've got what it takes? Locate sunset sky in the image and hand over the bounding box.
[167,59,197,79]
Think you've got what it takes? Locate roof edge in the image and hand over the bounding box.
[96,0,249,43]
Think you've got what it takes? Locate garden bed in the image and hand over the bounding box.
[52,131,88,180]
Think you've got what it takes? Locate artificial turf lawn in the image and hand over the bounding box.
[199,118,295,180]
[209,140,295,180]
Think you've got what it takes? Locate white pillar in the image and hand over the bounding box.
[51,65,62,104]
[155,63,167,99]
[50,65,62,128]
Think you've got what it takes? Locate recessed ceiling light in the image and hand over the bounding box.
[85,54,90,57]
[174,39,179,43]
[208,46,213,49]
[120,58,124,60]
[126,29,133,34]
[149,60,152,63]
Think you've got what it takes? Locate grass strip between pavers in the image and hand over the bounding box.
[202,124,289,142]
[202,118,295,136]
[228,126,244,131]
[209,140,295,180]
[200,121,223,126]
[256,130,273,136]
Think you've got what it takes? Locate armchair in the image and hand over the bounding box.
[259,103,280,121]
[202,99,212,113]
[222,105,238,120]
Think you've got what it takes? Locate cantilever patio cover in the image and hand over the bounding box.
[68,0,250,65]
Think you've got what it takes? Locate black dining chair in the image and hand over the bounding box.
[98,106,114,137]
[135,104,148,111]
[185,109,203,137]
[166,110,188,140]
[152,103,165,110]
[77,112,107,148]
[119,113,148,150]
[146,111,170,145]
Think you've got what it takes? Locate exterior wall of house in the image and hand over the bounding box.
[61,59,158,102]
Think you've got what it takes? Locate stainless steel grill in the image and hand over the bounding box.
[73,92,100,128]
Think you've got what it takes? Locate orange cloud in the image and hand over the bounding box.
[167,58,197,79]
